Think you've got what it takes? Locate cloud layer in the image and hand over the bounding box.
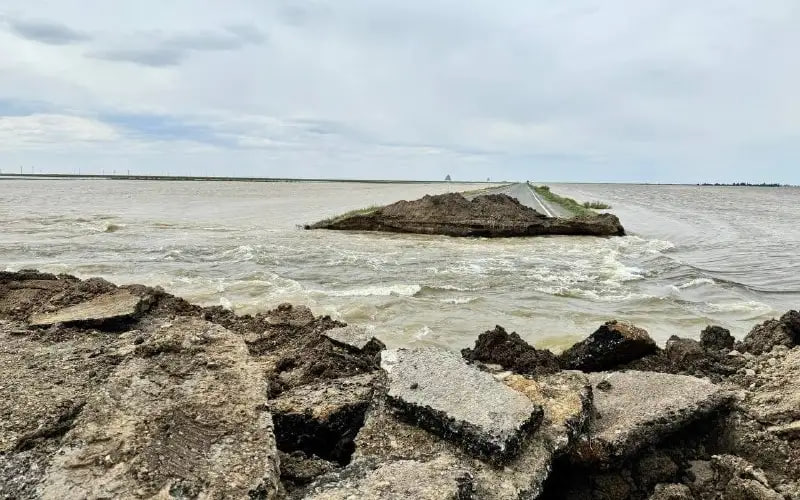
[1,1,798,182]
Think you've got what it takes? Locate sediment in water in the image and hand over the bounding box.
[1,270,798,499]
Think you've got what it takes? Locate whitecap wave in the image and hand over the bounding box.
[319,284,422,297]
[675,278,715,290]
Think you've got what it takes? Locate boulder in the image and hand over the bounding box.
[272,373,376,464]
[559,321,658,372]
[28,290,144,328]
[739,310,800,355]
[354,371,593,499]
[381,347,543,463]
[704,455,783,500]
[300,456,474,500]
[461,326,560,376]
[700,325,735,351]
[323,325,385,355]
[572,371,734,465]
[744,347,800,425]
[37,317,281,499]
[665,336,706,366]
[265,303,315,327]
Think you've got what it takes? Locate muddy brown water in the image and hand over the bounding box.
[1,179,798,350]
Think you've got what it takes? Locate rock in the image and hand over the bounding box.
[279,451,338,488]
[635,452,680,490]
[701,325,735,351]
[766,420,800,438]
[572,371,734,465]
[381,347,543,464]
[28,290,144,328]
[739,310,800,355]
[265,303,316,327]
[710,455,783,500]
[355,371,592,499]
[461,325,560,376]
[323,325,385,355]
[300,456,474,500]
[306,192,625,238]
[746,348,800,424]
[559,321,658,372]
[648,483,694,500]
[37,317,281,499]
[272,373,376,464]
[665,336,706,365]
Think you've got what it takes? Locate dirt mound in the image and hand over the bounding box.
[307,192,625,237]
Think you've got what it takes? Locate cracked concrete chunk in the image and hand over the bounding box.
[323,325,385,354]
[37,317,281,499]
[301,456,473,500]
[573,371,734,465]
[354,371,591,499]
[382,348,542,463]
[28,290,143,327]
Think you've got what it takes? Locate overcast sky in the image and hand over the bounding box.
[1,1,798,182]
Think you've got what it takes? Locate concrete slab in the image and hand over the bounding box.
[381,347,543,464]
[573,371,734,465]
[28,290,143,327]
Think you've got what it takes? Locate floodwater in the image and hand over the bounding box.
[2,179,798,350]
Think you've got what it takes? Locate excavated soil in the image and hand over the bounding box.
[306,192,625,237]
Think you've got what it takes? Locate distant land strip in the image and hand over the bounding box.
[0,173,495,184]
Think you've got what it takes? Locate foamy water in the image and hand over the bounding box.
[2,179,798,350]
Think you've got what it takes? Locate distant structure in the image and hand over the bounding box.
[445,174,451,181]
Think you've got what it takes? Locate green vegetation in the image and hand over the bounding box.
[532,185,593,216]
[582,201,612,209]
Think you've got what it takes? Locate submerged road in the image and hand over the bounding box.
[467,183,574,218]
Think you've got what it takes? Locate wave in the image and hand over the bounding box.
[319,284,422,297]
[674,277,716,290]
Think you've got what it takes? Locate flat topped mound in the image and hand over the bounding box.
[307,192,625,237]
[381,192,547,222]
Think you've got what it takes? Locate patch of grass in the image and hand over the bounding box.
[532,185,592,216]
[315,205,383,225]
[582,201,612,209]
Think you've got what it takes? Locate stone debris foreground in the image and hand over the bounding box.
[3,271,800,499]
[381,347,543,464]
[306,192,625,238]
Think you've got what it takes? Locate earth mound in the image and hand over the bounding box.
[306,192,625,237]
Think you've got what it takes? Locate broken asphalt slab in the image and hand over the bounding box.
[572,370,735,465]
[381,347,543,463]
[28,290,145,328]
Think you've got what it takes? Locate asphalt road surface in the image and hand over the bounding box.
[468,183,573,218]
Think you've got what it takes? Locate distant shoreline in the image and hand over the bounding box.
[0,173,488,184]
[0,173,795,186]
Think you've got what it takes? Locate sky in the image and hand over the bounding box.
[0,1,798,183]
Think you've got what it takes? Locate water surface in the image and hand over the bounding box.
[2,179,797,350]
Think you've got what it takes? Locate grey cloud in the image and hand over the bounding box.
[88,25,265,68]
[7,19,90,45]
[89,48,185,67]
